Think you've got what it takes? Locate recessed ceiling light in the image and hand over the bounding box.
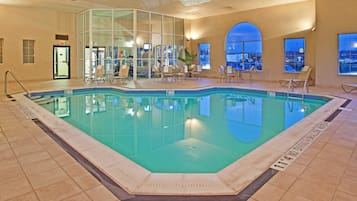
[180,0,211,7]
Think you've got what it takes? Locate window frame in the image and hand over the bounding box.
[23,39,35,64]
[284,37,305,73]
[338,32,357,75]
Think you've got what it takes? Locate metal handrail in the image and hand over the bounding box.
[4,70,30,97]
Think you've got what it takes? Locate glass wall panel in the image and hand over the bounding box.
[114,10,133,31]
[163,16,174,34]
[137,11,150,31]
[92,10,113,31]
[79,9,184,81]
[137,31,151,78]
[162,35,174,66]
[151,14,162,33]
[175,18,184,35]
[175,36,184,66]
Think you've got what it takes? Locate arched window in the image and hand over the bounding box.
[226,22,262,71]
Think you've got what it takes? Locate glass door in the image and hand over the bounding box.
[53,46,70,79]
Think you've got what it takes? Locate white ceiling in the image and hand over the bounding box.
[0,0,309,19]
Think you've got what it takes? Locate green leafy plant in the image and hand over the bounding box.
[178,48,197,67]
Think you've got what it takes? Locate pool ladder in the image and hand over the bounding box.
[4,70,30,97]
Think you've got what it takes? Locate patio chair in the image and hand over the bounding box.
[225,66,236,82]
[190,64,202,79]
[341,83,357,93]
[162,65,176,82]
[218,65,226,81]
[279,66,312,93]
[116,65,129,84]
[94,65,105,83]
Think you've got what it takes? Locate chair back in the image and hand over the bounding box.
[218,65,225,73]
[298,66,312,80]
[226,66,234,74]
[119,65,129,78]
[95,65,104,77]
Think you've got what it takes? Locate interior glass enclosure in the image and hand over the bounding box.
[78,9,185,80]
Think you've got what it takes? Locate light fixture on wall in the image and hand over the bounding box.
[180,0,211,6]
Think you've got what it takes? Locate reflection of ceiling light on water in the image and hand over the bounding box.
[180,0,211,6]
[127,108,135,116]
[143,105,152,112]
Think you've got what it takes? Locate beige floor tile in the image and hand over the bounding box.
[43,143,67,157]
[54,153,78,167]
[26,167,69,189]
[6,192,39,201]
[73,172,101,190]
[0,147,14,161]
[337,178,357,196]
[280,191,313,201]
[0,177,33,201]
[86,185,119,201]
[333,191,357,201]
[17,151,51,166]
[23,158,59,175]
[11,139,44,157]
[62,163,89,177]
[251,183,286,201]
[328,134,357,149]
[316,143,353,164]
[293,153,315,166]
[61,193,92,201]
[0,165,26,185]
[35,179,82,201]
[247,198,258,201]
[268,172,297,190]
[283,162,306,177]
[299,166,343,185]
[289,178,336,201]
[342,166,357,182]
[0,158,18,171]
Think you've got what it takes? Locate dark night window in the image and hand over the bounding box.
[226,22,262,71]
[284,38,305,72]
[339,33,357,75]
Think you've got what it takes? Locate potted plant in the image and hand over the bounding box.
[178,48,197,71]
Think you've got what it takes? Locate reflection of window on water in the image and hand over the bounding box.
[199,96,210,116]
[284,101,306,128]
[226,22,262,71]
[85,94,106,114]
[54,97,70,118]
[284,38,305,72]
[338,33,357,75]
[225,95,262,143]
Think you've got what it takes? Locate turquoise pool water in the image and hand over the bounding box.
[32,88,329,173]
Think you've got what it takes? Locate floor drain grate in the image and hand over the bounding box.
[271,121,329,171]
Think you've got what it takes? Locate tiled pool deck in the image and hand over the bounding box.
[1,78,356,201]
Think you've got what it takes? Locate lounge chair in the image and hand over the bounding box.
[116,65,129,84]
[341,83,357,93]
[94,65,105,83]
[279,66,312,93]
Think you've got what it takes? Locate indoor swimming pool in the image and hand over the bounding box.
[30,87,329,173]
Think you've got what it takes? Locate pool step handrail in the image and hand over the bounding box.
[4,70,30,97]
